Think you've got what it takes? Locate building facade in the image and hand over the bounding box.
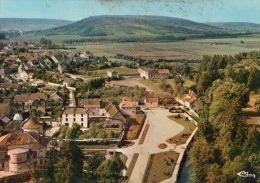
[61,108,89,128]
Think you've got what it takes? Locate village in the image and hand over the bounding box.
[0,41,204,182]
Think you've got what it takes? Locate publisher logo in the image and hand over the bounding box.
[237,171,255,178]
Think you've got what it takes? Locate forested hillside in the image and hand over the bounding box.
[190,51,260,183]
[31,15,239,43]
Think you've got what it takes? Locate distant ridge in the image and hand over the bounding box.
[0,18,74,31]
[207,22,260,33]
[33,15,233,41]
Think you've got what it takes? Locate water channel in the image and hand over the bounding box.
[178,156,192,183]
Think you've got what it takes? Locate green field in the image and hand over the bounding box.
[12,33,260,60]
[70,34,260,60]
[138,79,166,94]
[78,67,137,78]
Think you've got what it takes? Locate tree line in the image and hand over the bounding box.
[189,51,260,183]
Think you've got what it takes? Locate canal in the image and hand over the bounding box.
[178,156,192,183]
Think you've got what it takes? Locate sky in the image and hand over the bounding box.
[0,0,260,23]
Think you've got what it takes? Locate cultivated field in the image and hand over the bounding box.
[14,34,260,60]
[73,35,260,60]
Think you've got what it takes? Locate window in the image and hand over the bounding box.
[73,114,75,117]
[66,114,68,117]
[81,118,83,122]
[73,118,75,122]
[66,118,68,121]
[81,114,83,117]
[65,123,69,126]
[81,123,83,127]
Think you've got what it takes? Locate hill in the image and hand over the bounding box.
[0,18,74,31]
[33,15,232,42]
[207,22,260,33]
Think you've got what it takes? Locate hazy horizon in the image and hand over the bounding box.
[0,0,260,24]
[1,15,260,25]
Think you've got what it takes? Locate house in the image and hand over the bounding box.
[61,108,89,128]
[19,71,29,81]
[14,93,47,113]
[107,70,118,79]
[156,69,170,79]
[18,63,32,74]
[49,91,64,103]
[3,113,25,133]
[138,67,170,79]
[144,97,159,108]
[0,82,20,92]
[23,117,43,134]
[105,102,126,123]
[119,97,140,115]
[177,90,203,111]
[39,116,61,127]
[31,80,45,87]
[79,52,90,62]
[85,99,102,116]
[138,67,150,79]
[3,75,17,83]
[0,132,48,174]
[51,55,59,64]
[0,103,11,119]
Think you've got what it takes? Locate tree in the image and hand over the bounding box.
[86,153,105,172]
[66,123,83,139]
[96,154,126,182]
[55,142,84,183]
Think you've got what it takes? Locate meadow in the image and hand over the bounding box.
[74,35,260,60]
[13,34,260,60]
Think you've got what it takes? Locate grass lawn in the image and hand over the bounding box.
[126,114,146,140]
[125,153,139,181]
[144,151,180,183]
[138,79,165,94]
[183,78,196,87]
[119,154,128,165]
[138,124,150,145]
[166,114,196,145]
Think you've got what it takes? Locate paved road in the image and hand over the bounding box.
[117,109,185,183]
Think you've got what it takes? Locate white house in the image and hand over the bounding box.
[61,108,89,128]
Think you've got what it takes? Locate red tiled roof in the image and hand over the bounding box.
[0,132,47,146]
[14,93,47,102]
[0,82,19,89]
[105,102,120,118]
[157,69,170,74]
[63,108,87,115]
[0,103,10,118]
[85,99,100,108]
[14,94,29,103]
[23,118,42,129]
[181,90,197,104]
[29,93,47,101]
[145,97,158,103]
